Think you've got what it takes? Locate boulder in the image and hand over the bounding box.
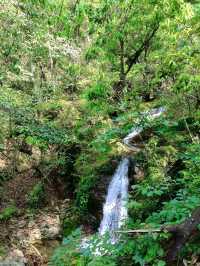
[2,248,27,265]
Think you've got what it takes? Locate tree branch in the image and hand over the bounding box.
[125,23,159,76]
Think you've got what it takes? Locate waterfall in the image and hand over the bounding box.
[81,107,165,252]
[98,107,165,241]
[99,158,129,243]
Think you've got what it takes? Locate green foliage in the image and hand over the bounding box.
[27,182,45,209]
[87,257,117,266]
[50,228,86,266]
[0,170,12,185]
[0,245,6,257]
[85,82,111,101]
[1,0,200,265]
[0,205,17,221]
[63,215,79,237]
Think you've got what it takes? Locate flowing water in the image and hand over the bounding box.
[98,107,165,241]
[81,107,165,252]
[123,107,165,151]
[99,158,130,243]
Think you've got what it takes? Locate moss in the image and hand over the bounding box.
[0,245,6,257]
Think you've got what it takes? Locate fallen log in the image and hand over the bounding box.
[116,228,163,233]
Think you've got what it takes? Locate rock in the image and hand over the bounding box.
[34,240,60,262]
[31,147,42,167]
[16,153,31,173]
[15,213,61,245]
[3,209,63,265]
[40,215,61,239]
[17,220,27,229]
[31,214,61,241]
[16,147,42,173]
[134,165,145,181]
[0,158,6,169]
[0,260,25,266]
[28,227,42,244]
[2,248,27,265]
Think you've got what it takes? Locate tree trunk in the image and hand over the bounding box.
[166,207,200,263]
[119,39,126,88]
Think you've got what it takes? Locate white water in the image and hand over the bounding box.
[123,107,165,151]
[80,107,165,253]
[99,158,129,243]
[98,107,165,241]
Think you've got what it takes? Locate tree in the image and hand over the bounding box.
[86,0,184,97]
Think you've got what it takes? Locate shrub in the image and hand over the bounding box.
[27,182,45,209]
[0,205,17,221]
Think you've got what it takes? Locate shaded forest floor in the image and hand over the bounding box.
[0,166,70,265]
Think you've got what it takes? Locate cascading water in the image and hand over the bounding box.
[123,107,165,151]
[99,158,129,243]
[98,107,165,241]
[81,107,165,253]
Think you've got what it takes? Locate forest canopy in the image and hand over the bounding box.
[1,0,200,265]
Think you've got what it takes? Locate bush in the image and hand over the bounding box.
[27,182,45,209]
[0,205,17,221]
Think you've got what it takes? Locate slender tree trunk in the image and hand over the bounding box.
[119,39,126,88]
